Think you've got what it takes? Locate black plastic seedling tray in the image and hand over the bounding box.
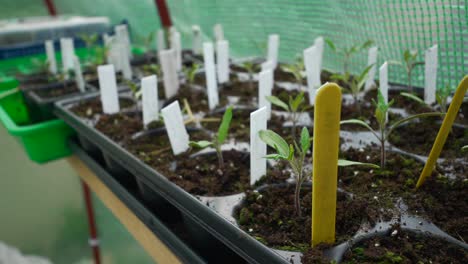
[69,140,206,264]
[55,92,290,264]
[24,83,97,121]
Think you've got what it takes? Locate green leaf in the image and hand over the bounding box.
[217,106,233,144]
[288,144,295,160]
[290,92,305,112]
[400,92,425,105]
[462,145,468,152]
[300,127,310,154]
[338,159,380,169]
[325,38,336,52]
[340,119,374,132]
[386,112,445,140]
[266,96,289,111]
[258,130,290,158]
[189,140,213,149]
[264,154,284,160]
[360,40,374,50]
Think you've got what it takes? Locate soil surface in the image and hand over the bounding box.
[341,226,468,263]
[388,119,468,158]
[339,147,440,222]
[163,84,228,113]
[70,97,135,118]
[235,185,369,252]
[125,128,250,195]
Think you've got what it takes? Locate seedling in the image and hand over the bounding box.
[31,58,51,75]
[391,49,424,93]
[325,39,374,74]
[259,127,378,217]
[125,80,141,100]
[259,127,310,216]
[140,31,156,65]
[331,64,373,114]
[266,91,310,141]
[241,61,259,89]
[79,34,99,64]
[341,90,443,168]
[142,64,161,76]
[189,106,233,169]
[183,63,200,85]
[280,56,304,87]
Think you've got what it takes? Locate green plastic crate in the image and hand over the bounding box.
[0,90,75,164]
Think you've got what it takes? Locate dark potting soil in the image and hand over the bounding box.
[339,147,442,222]
[388,119,468,158]
[456,101,467,125]
[94,112,164,142]
[235,185,368,252]
[406,170,467,243]
[193,72,239,87]
[341,226,468,263]
[70,97,135,118]
[34,82,80,98]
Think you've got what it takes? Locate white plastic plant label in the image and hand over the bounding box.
[115,24,132,59]
[72,56,85,93]
[379,62,389,122]
[159,49,180,98]
[267,34,280,69]
[60,38,75,72]
[314,37,324,71]
[119,43,133,80]
[261,60,274,72]
[424,44,438,104]
[304,45,320,105]
[142,75,159,126]
[213,24,224,41]
[192,25,202,55]
[157,29,166,52]
[216,40,230,84]
[171,31,182,71]
[258,69,274,119]
[98,65,120,114]
[44,40,57,74]
[250,107,267,185]
[379,62,389,104]
[161,101,190,155]
[203,42,219,110]
[365,46,378,91]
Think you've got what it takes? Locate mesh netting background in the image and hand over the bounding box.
[3,0,467,90]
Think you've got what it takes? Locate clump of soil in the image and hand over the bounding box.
[235,185,368,252]
[388,119,468,158]
[341,226,468,263]
[70,97,135,118]
[34,82,79,98]
[339,147,440,222]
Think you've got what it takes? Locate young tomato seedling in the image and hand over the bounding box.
[259,127,378,217]
[259,127,310,216]
[267,91,310,141]
[189,106,233,169]
[183,63,200,86]
[341,89,443,168]
[325,39,374,75]
[390,49,424,93]
[241,61,259,89]
[400,83,451,113]
[331,64,373,115]
[280,56,305,87]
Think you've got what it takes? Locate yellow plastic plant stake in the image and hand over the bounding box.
[416,75,468,188]
[312,83,342,246]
